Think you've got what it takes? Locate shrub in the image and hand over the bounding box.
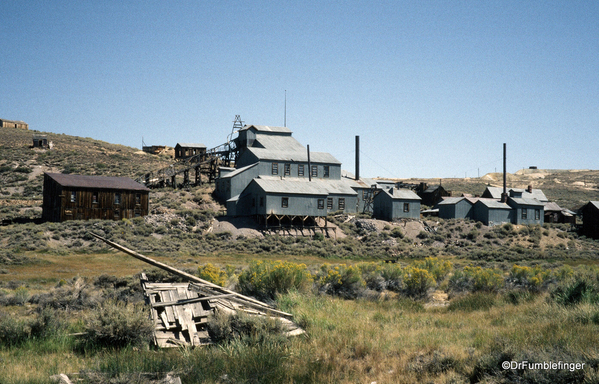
[207,310,285,344]
[551,277,599,306]
[509,264,549,291]
[198,263,227,286]
[449,266,504,293]
[380,263,404,292]
[316,263,365,299]
[238,260,313,301]
[402,266,435,297]
[411,257,453,282]
[84,299,153,349]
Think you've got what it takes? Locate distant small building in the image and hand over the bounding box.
[482,185,548,202]
[42,173,150,222]
[507,197,544,225]
[544,202,576,224]
[438,197,475,220]
[175,143,206,160]
[472,199,512,226]
[415,183,451,206]
[143,145,167,155]
[373,187,421,221]
[32,134,49,148]
[0,119,28,130]
[581,201,599,239]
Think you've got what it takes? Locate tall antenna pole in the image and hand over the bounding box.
[284,90,287,127]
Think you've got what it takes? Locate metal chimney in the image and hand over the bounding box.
[501,143,507,203]
[355,135,360,181]
[307,144,312,182]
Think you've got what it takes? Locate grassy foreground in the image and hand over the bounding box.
[2,281,599,383]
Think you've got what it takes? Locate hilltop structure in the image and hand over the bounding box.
[0,118,28,130]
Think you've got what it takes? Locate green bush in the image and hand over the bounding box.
[207,310,285,344]
[402,266,435,297]
[551,277,599,306]
[84,299,153,349]
[316,263,365,299]
[238,260,313,301]
[449,266,504,293]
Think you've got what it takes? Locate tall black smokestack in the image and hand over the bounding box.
[501,143,507,203]
[307,144,312,182]
[355,135,360,181]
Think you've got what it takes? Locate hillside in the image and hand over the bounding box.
[394,169,599,210]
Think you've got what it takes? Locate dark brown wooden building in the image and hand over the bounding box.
[415,183,451,207]
[581,201,599,239]
[175,143,206,160]
[42,173,150,222]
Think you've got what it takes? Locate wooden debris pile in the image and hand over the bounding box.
[91,233,304,348]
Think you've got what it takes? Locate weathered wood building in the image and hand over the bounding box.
[42,173,150,222]
[415,183,451,207]
[372,187,422,221]
[581,201,599,239]
[0,118,28,130]
[175,143,206,160]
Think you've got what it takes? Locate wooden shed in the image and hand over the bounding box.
[42,173,150,222]
[372,187,421,221]
[581,201,599,239]
[0,119,28,130]
[175,143,206,160]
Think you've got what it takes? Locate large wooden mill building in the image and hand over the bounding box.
[42,173,150,222]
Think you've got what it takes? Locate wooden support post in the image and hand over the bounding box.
[171,175,176,189]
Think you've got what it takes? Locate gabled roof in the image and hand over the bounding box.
[241,125,293,134]
[45,173,149,191]
[176,143,206,148]
[251,134,305,152]
[380,187,421,201]
[475,199,511,210]
[247,148,341,164]
[252,176,357,196]
[508,197,545,207]
[438,197,469,205]
[483,186,548,202]
[221,163,259,179]
[543,202,563,212]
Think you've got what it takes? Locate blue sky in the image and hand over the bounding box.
[2,1,598,178]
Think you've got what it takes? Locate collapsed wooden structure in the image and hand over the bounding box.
[90,233,303,348]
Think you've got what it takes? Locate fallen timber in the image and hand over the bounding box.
[90,233,303,348]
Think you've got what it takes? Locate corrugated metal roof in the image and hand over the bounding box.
[45,173,150,191]
[475,199,511,209]
[247,148,341,164]
[509,197,544,206]
[254,176,357,196]
[543,202,563,212]
[382,188,421,200]
[221,163,258,179]
[242,125,293,134]
[438,197,467,205]
[251,135,305,152]
[176,143,206,148]
[485,186,548,201]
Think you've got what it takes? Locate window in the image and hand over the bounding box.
[134,209,141,217]
[323,165,330,178]
[403,203,410,212]
[260,197,264,207]
[114,208,120,219]
[92,192,98,204]
[114,193,121,205]
[284,163,291,176]
[338,198,345,210]
[298,164,304,177]
[327,197,333,209]
[282,197,288,208]
[70,191,76,203]
[318,199,325,209]
[135,193,141,205]
[311,165,318,177]
[535,209,540,220]
[272,163,278,175]
[521,208,527,219]
[252,198,256,207]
